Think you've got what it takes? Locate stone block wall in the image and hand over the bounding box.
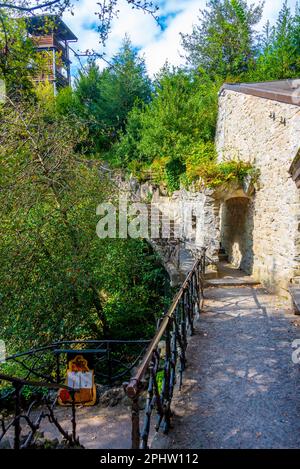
[118,177,221,283]
[216,89,300,294]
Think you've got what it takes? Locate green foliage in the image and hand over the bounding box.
[156,369,164,394]
[188,160,255,189]
[185,141,217,174]
[60,36,152,154]
[56,85,82,117]
[164,158,186,192]
[139,69,219,161]
[97,239,167,340]
[0,97,166,355]
[111,103,144,167]
[250,1,300,81]
[180,0,300,82]
[0,12,43,98]
[181,0,264,79]
[112,68,221,192]
[96,36,152,132]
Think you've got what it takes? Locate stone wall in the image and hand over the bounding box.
[216,90,300,294]
[119,178,221,284]
[151,187,220,261]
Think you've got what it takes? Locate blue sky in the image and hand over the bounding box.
[63,0,298,77]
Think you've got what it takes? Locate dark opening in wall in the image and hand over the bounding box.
[220,197,254,274]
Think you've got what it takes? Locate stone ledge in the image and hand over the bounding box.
[288,285,300,316]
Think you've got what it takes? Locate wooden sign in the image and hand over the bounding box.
[58,354,97,406]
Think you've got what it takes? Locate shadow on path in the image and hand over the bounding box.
[152,284,300,449]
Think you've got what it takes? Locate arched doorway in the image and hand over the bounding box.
[220,196,254,274]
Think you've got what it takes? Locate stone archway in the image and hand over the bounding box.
[220,195,254,275]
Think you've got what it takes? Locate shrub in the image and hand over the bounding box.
[190,160,255,188]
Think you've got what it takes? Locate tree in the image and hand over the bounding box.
[72,37,151,152]
[252,1,300,80]
[113,67,220,191]
[0,1,158,45]
[0,95,166,353]
[98,36,152,132]
[71,62,107,151]
[0,12,44,98]
[181,0,264,79]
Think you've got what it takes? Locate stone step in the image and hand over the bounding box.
[206,277,261,287]
[205,269,219,280]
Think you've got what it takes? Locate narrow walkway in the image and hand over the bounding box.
[8,266,299,449]
[153,269,300,449]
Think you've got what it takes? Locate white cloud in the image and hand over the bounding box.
[63,0,299,77]
[141,0,204,75]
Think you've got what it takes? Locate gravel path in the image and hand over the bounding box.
[153,285,300,449]
[4,281,299,449]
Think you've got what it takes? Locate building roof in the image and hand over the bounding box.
[26,15,77,42]
[221,79,300,106]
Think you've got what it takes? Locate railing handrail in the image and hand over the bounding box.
[4,339,150,362]
[126,256,203,398]
[0,373,77,392]
[5,344,57,361]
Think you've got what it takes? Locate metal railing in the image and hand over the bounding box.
[0,339,150,449]
[125,248,207,449]
[1,249,209,449]
[2,340,150,387]
[0,374,80,449]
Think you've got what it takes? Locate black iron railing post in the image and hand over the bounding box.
[197,261,204,312]
[70,390,77,444]
[174,313,185,389]
[169,319,177,401]
[201,247,207,276]
[131,395,140,449]
[125,252,206,449]
[13,382,22,450]
[163,322,171,434]
[180,296,187,352]
[56,353,60,384]
[141,359,155,449]
[107,342,112,386]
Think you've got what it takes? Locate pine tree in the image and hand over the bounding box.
[253,1,300,80]
[73,36,151,152]
[99,35,152,131]
[181,0,264,79]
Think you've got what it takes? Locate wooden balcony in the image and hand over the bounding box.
[32,34,70,65]
[33,65,69,89]
[56,70,69,88]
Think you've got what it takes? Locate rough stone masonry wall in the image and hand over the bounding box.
[154,188,220,260]
[216,90,300,294]
[115,176,221,285]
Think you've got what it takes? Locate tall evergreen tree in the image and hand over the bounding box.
[73,36,151,152]
[98,35,152,131]
[181,0,264,79]
[253,1,300,80]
